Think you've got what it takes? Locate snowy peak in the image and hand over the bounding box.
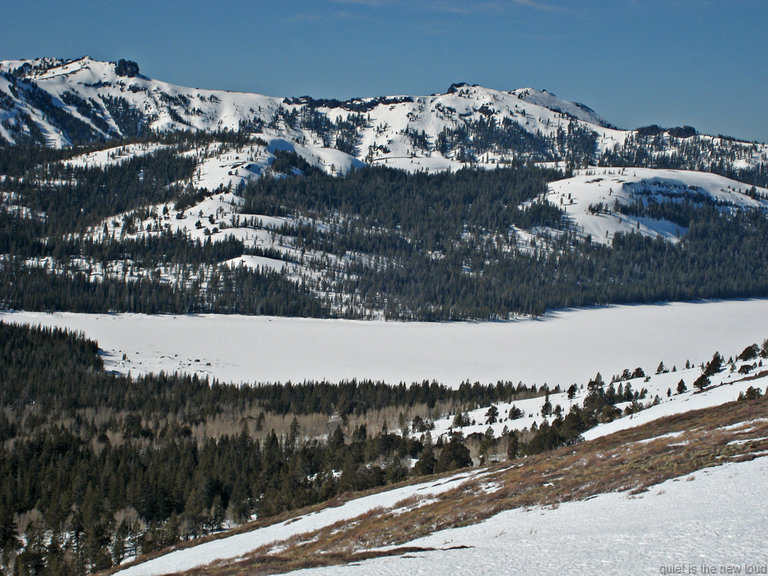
[2,56,138,80]
[30,56,99,79]
[0,57,66,77]
[0,56,285,147]
[512,87,611,128]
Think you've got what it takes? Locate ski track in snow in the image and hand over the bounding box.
[2,299,768,389]
[290,457,768,576]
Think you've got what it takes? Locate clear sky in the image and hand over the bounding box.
[2,0,766,142]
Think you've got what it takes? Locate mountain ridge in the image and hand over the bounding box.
[1,56,766,183]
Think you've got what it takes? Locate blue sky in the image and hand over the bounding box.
[2,0,766,142]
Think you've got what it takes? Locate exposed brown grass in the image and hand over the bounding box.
[107,394,768,576]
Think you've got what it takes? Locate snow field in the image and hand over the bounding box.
[62,143,168,169]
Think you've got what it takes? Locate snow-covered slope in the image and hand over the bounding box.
[512,86,610,127]
[431,358,768,445]
[292,457,768,576]
[0,57,281,147]
[115,469,490,576]
[119,457,768,576]
[62,141,169,169]
[4,57,768,320]
[107,390,768,576]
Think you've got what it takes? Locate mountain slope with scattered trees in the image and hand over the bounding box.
[2,136,768,319]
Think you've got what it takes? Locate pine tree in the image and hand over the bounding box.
[506,432,519,460]
[485,405,499,425]
[415,434,436,476]
[693,374,710,392]
[435,435,472,473]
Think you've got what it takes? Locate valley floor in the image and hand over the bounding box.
[4,299,767,576]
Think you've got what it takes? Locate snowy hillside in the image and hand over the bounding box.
[118,458,768,576]
[4,57,768,322]
[1,57,766,176]
[512,86,610,127]
[431,346,768,445]
[114,469,492,576]
[0,57,281,147]
[542,167,768,245]
[43,152,766,321]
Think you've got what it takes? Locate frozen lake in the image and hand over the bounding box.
[3,299,767,388]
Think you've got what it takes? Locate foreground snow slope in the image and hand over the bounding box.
[112,396,768,576]
[115,469,490,576]
[293,457,768,576]
[2,299,767,388]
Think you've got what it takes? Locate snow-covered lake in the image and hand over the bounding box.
[3,299,767,388]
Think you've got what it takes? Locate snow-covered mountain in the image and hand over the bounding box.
[0,57,282,147]
[1,57,766,178]
[4,57,768,321]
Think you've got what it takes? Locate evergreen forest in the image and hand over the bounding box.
[2,138,768,320]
